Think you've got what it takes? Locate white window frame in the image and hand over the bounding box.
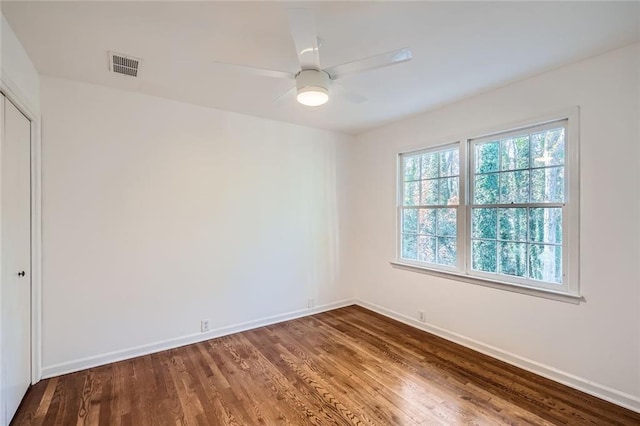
[396,142,463,273]
[392,108,581,304]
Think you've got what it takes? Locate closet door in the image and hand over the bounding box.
[1,94,31,424]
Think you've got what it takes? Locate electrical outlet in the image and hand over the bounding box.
[418,310,426,322]
[201,319,210,333]
[308,298,315,308]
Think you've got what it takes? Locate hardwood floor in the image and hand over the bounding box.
[11,305,640,425]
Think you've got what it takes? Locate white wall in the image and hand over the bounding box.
[39,76,353,375]
[349,44,640,409]
[0,13,39,114]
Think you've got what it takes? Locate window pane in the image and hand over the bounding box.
[438,177,459,205]
[472,240,497,273]
[404,181,420,206]
[475,141,499,173]
[531,166,564,203]
[402,234,417,260]
[421,152,439,179]
[474,173,499,204]
[440,149,459,177]
[417,236,436,263]
[529,208,562,244]
[501,136,530,171]
[436,208,456,237]
[498,208,527,242]
[418,208,436,235]
[437,237,456,266]
[532,128,564,167]
[472,208,497,239]
[403,155,421,181]
[498,242,527,277]
[402,209,417,233]
[529,244,562,283]
[420,180,438,205]
[499,170,529,204]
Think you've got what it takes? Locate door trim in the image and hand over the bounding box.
[1,74,42,386]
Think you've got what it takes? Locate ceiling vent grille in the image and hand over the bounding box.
[109,52,141,77]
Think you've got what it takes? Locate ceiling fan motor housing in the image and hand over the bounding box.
[296,69,330,97]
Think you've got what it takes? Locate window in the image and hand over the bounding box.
[400,145,460,268]
[397,113,579,299]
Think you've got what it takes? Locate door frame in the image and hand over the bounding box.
[0,75,42,388]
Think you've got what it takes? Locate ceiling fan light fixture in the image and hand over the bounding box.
[297,86,329,106]
[295,69,330,107]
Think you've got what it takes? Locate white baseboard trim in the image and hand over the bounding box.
[355,299,640,414]
[41,299,356,379]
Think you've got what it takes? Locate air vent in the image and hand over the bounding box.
[109,52,141,77]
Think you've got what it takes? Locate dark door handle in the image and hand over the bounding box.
[17,271,25,277]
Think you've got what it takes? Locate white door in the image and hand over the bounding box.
[1,94,31,424]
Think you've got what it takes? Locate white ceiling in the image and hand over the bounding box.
[2,1,639,134]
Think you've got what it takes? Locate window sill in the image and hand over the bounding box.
[389,261,584,304]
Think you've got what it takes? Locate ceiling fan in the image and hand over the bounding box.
[214,8,412,107]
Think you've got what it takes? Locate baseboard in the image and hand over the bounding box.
[41,298,356,379]
[355,299,640,414]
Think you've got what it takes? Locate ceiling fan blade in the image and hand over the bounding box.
[212,62,295,80]
[274,85,296,103]
[333,83,368,104]
[325,48,412,80]
[287,8,321,70]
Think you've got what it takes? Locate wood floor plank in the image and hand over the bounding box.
[11,306,640,425]
[11,378,49,426]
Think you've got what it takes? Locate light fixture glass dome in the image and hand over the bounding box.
[296,86,329,107]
